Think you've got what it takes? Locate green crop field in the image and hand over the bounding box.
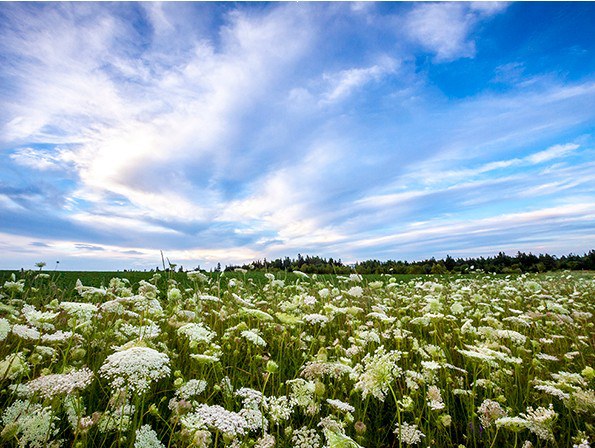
[0,269,593,448]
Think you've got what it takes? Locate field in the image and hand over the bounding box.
[0,270,593,448]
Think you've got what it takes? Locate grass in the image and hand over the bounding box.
[0,269,593,447]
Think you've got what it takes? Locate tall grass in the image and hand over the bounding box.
[0,270,593,447]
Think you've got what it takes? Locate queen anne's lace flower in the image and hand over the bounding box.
[427,385,445,410]
[292,426,321,448]
[239,408,268,431]
[59,301,98,321]
[478,399,508,428]
[265,396,293,423]
[27,367,94,399]
[181,404,247,438]
[394,422,425,446]
[0,318,11,341]
[241,329,267,346]
[352,346,402,401]
[134,424,166,448]
[177,323,216,344]
[326,398,355,413]
[346,286,363,298]
[41,330,74,343]
[177,379,208,400]
[99,346,170,394]
[521,405,557,441]
[21,304,58,330]
[11,324,40,340]
[1,399,58,448]
[254,434,276,448]
[236,387,264,409]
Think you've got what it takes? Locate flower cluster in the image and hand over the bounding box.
[27,367,94,399]
[99,346,170,394]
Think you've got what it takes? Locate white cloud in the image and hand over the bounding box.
[9,148,66,171]
[69,212,180,236]
[526,143,579,164]
[2,4,318,226]
[350,203,595,251]
[403,3,507,62]
[321,58,398,104]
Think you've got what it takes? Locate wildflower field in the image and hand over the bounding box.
[0,270,593,448]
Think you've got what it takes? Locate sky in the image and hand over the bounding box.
[0,2,594,271]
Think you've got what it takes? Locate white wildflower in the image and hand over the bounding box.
[236,387,264,409]
[21,304,58,331]
[189,353,221,363]
[318,288,330,299]
[427,385,445,410]
[495,416,529,431]
[187,270,209,282]
[536,353,559,361]
[181,404,247,438]
[450,302,465,315]
[239,408,268,431]
[41,330,74,343]
[346,286,363,297]
[303,313,329,326]
[177,323,216,344]
[3,280,24,293]
[121,322,161,340]
[292,426,321,448]
[394,422,425,445]
[11,324,40,340]
[196,293,220,302]
[477,399,508,428]
[421,360,441,371]
[167,288,182,301]
[326,398,355,413]
[353,346,402,401]
[0,318,10,341]
[520,405,557,441]
[239,308,274,321]
[265,396,293,423]
[99,346,170,395]
[301,361,353,380]
[287,378,317,412]
[177,379,208,400]
[323,427,364,448]
[241,329,267,347]
[1,399,58,448]
[534,384,570,400]
[255,434,276,448]
[134,424,165,448]
[60,301,98,321]
[495,329,527,345]
[27,367,94,399]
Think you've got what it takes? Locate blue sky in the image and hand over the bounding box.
[0,2,594,271]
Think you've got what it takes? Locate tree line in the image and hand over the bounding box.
[225,250,595,275]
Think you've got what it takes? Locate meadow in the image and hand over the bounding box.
[0,269,593,448]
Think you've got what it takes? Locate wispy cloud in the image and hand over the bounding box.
[403,2,507,62]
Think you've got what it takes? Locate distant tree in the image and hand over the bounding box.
[431,263,448,274]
